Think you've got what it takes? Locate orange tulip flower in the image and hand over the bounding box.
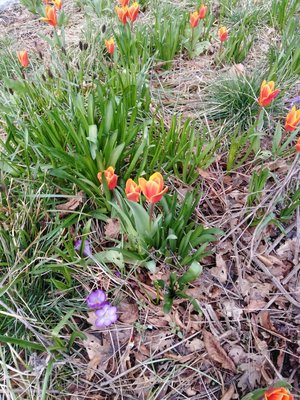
[285,106,300,132]
[41,5,57,26]
[125,179,141,202]
[199,4,207,19]
[295,138,300,152]
[97,167,118,190]
[138,172,168,204]
[258,80,280,107]
[53,0,62,10]
[264,387,293,400]
[116,6,128,24]
[128,2,139,22]
[218,26,228,42]
[119,0,129,6]
[190,11,200,28]
[105,37,115,55]
[17,50,29,68]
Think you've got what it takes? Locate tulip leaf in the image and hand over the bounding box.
[178,261,202,287]
[87,125,98,160]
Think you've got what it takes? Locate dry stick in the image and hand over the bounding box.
[246,256,300,308]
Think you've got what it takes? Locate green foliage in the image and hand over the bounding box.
[110,190,222,265]
[267,19,300,83]
[155,262,202,313]
[151,4,186,68]
[204,72,262,129]
[247,167,270,206]
[148,117,217,184]
[220,24,253,64]
[269,0,300,33]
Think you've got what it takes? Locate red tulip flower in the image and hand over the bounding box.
[119,0,129,6]
[17,50,29,68]
[139,172,168,204]
[218,26,228,42]
[97,167,118,190]
[125,179,141,202]
[285,106,300,132]
[295,138,300,152]
[128,2,139,23]
[116,6,128,24]
[42,5,58,26]
[190,11,200,28]
[258,80,280,107]
[264,387,293,400]
[199,4,207,19]
[105,37,115,55]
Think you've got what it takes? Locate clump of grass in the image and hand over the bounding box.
[202,71,264,129]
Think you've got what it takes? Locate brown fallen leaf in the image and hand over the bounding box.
[83,333,112,381]
[56,191,84,218]
[210,254,228,283]
[118,301,139,324]
[203,330,236,372]
[104,218,121,239]
[259,310,276,332]
[221,385,235,400]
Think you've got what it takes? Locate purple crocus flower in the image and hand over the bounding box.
[74,238,92,257]
[286,95,300,109]
[95,304,118,328]
[86,289,107,309]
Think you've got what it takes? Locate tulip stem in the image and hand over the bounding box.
[149,203,154,227]
[256,107,263,127]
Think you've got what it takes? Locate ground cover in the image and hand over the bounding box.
[0,0,299,398]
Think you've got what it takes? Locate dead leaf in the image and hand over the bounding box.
[185,338,204,353]
[221,385,235,400]
[83,333,112,380]
[203,330,236,372]
[228,345,246,364]
[104,218,121,239]
[210,254,228,283]
[259,311,276,332]
[56,191,84,217]
[118,301,139,324]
